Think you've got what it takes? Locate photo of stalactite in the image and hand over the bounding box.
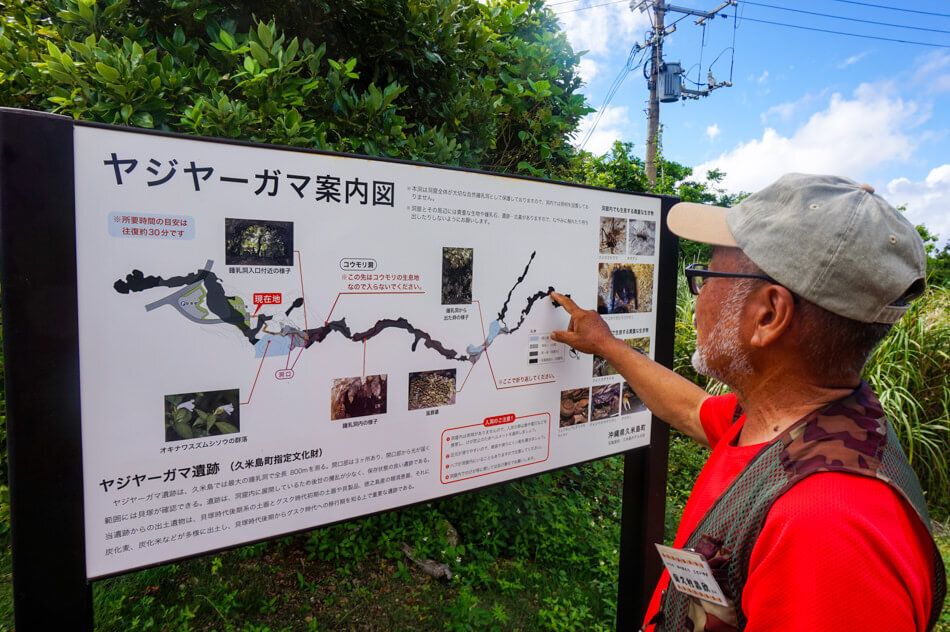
[622,382,647,415]
[591,383,620,421]
[408,369,456,410]
[225,218,294,266]
[559,387,590,427]
[330,375,388,420]
[441,247,473,304]
[599,216,626,255]
[597,263,654,314]
[592,337,651,377]
[627,219,656,256]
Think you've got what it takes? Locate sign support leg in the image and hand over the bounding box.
[615,197,678,630]
[0,110,93,630]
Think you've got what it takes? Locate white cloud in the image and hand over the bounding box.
[760,91,825,125]
[695,83,925,194]
[573,105,634,155]
[838,51,869,69]
[757,70,769,84]
[761,101,797,123]
[577,58,600,85]
[556,2,652,58]
[705,123,721,142]
[886,166,950,247]
[932,75,950,94]
[912,51,950,94]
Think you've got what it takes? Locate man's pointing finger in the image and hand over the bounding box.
[550,291,580,315]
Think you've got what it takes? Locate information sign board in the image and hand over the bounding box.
[1,109,677,628]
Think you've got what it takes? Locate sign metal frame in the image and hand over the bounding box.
[0,108,677,631]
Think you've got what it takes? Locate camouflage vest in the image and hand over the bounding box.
[653,382,947,632]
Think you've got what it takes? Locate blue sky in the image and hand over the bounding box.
[553,0,950,245]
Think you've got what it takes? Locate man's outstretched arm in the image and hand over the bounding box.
[549,291,711,446]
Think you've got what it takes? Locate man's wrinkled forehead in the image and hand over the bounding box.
[711,246,761,273]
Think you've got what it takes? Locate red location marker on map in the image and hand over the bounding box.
[252,293,282,316]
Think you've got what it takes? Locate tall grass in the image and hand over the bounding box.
[865,286,950,518]
[672,277,950,519]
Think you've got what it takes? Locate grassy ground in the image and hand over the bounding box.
[89,544,589,632]
[0,533,613,631]
[93,542,482,632]
[0,519,946,631]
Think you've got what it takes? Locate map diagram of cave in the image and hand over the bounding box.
[114,248,571,404]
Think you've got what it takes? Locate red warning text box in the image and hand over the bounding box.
[440,413,550,484]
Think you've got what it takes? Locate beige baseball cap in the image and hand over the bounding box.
[668,173,927,324]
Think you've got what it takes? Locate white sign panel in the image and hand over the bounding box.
[74,126,662,578]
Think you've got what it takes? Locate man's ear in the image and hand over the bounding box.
[749,285,796,348]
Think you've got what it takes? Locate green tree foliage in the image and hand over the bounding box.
[573,141,743,200]
[915,223,950,288]
[0,0,591,177]
[573,141,650,193]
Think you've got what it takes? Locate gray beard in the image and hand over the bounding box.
[692,284,754,386]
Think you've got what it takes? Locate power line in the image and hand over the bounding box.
[579,67,628,149]
[826,0,950,19]
[579,47,645,151]
[741,1,950,35]
[553,0,627,15]
[548,0,950,20]
[733,16,950,48]
[729,2,739,81]
[546,0,587,6]
[579,49,641,150]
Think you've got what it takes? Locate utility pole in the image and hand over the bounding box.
[645,0,664,187]
[633,0,736,187]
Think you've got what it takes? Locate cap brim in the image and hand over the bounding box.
[667,202,738,247]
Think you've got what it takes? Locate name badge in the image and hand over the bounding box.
[655,543,730,606]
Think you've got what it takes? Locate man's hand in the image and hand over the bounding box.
[549,291,619,356]
[549,292,711,445]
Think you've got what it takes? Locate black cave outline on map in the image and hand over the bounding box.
[114,252,566,363]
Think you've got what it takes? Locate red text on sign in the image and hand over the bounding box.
[253,293,282,306]
[483,414,516,427]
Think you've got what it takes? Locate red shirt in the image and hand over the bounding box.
[643,394,936,631]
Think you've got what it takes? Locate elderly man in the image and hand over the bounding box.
[550,174,945,631]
